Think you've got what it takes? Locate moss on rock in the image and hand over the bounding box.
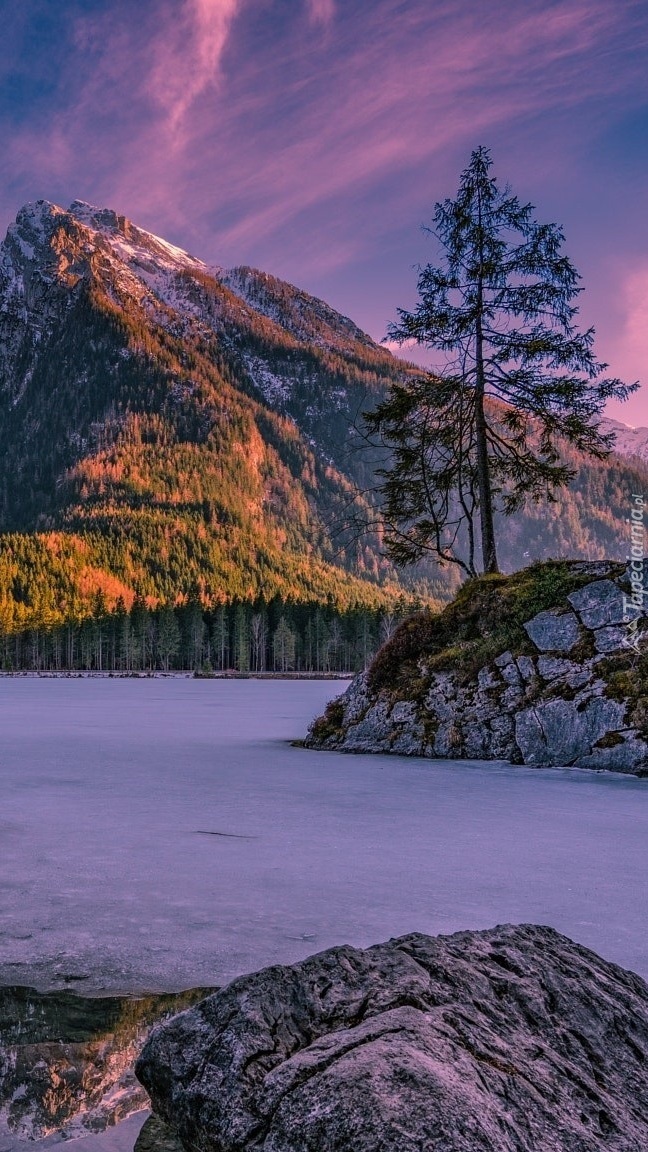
[598,652,648,739]
[308,698,346,744]
[368,561,619,694]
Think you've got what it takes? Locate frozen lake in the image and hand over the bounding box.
[1,676,648,992]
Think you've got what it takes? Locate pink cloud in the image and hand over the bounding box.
[602,266,648,423]
[148,0,241,135]
[3,0,641,255]
[1,0,646,407]
[170,0,639,264]
[307,0,336,26]
[622,270,648,367]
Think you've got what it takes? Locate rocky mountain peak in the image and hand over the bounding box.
[0,195,645,621]
[12,198,65,241]
[0,193,412,612]
[1,198,210,307]
[601,416,648,465]
[65,199,210,276]
[1,200,64,280]
[0,195,400,430]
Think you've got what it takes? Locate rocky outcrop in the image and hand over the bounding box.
[136,925,648,1151]
[306,561,648,774]
[0,985,212,1144]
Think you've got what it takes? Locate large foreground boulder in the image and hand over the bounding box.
[136,924,648,1151]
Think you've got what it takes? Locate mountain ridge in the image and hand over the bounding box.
[600,416,648,465]
[0,197,646,630]
[0,198,416,626]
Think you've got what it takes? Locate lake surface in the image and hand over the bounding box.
[1,677,647,992]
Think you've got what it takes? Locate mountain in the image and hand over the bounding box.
[0,200,420,629]
[0,198,646,631]
[601,417,648,466]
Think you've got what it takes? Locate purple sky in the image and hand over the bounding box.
[2,0,647,423]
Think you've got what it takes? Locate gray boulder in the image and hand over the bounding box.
[136,925,648,1152]
[568,580,628,629]
[514,696,627,766]
[593,625,628,653]
[523,609,581,652]
[536,656,579,681]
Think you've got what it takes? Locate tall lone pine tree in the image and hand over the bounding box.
[368,147,637,576]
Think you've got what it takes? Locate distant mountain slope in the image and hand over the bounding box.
[0,200,416,625]
[601,417,648,466]
[0,199,645,628]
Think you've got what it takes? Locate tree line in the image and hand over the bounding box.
[0,597,408,674]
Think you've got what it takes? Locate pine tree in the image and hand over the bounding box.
[117,603,132,671]
[233,603,250,672]
[211,606,230,670]
[326,617,343,671]
[183,597,206,670]
[250,611,268,672]
[273,617,296,672]
[369,147,637,576]
[130,596,149,670]
[157,607,181,671]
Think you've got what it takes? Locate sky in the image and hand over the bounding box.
[1,0,647,423]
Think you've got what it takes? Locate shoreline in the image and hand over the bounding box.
[0,670,353,680]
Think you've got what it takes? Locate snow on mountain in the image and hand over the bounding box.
[0,202,642,466]
[0,197,409,550]
[0,198,400,433]
[0,199,219,359]
[0,200,388,362]
[221,265,378,354]
[67,201,208,270]
[0,196,646,615]
[601,417,648,465]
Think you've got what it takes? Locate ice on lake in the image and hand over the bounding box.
[1,677,647,992]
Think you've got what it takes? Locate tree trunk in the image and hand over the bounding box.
[474,222,499,574]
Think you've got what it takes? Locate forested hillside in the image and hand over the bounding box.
[0,200,416,630]
[0,198,644,641]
